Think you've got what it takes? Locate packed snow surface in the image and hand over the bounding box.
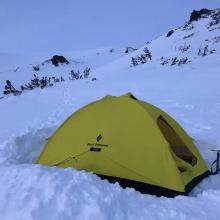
[0,9,220,220]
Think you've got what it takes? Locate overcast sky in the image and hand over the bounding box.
[0,0,219,53]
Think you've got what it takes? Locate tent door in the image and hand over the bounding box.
[157,116,197,166]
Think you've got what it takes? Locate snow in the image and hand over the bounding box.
[0,164,220,220]
[0,9,220,220]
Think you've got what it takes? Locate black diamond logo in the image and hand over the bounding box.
[96,134,102,142]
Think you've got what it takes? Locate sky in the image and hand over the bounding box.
[0,0,219,53]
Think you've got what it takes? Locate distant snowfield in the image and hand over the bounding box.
[0,9,220,220]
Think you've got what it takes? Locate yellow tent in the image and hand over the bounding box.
[36,93,209,197]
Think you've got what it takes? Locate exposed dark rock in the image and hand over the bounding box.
[166,30,174,37]
[189,9,211,23]
[50,55,69,67]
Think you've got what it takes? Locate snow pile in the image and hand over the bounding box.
[0,8,220,220]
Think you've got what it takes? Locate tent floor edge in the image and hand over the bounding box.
[185,170,211,195]
[96,171,210,197]
[96,174,186,198]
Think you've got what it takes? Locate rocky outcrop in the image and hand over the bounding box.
[189,9,212,23]
[50,55,69,66]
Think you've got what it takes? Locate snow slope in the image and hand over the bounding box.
[0,47,126,93]
[0,8,220,220]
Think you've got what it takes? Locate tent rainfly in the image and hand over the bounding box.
[36,93,210,197]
